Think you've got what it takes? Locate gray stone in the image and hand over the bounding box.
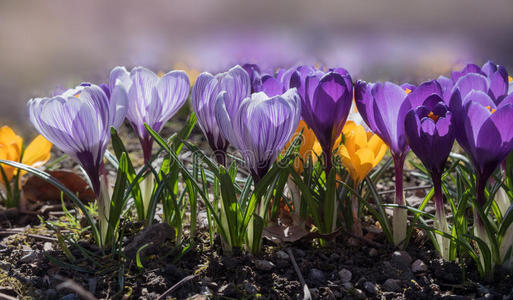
[391,250,412,269]
[43,242,53,252]
[243,281,258,295]
[369,248,378,257]
[60,294,78,300]
[0,261,11,271]
[342,282,353,290]
[45,289,57,299]
[254,259,274,271]
[411,259,428,273]
[275,250,289,261]
[20,251,36,263]
[308,268,326,286]
[363,281,377,295]
[338,268,352,282]
[382,279,402,292]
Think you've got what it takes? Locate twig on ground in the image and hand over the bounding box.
[56,278,97,300]
[0,231,58,242]
[157,274,197,300]
[286,248,311,300]
[0,292,18,300]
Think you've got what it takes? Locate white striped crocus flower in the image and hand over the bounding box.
[109,66,190,163]
[215,88,301,183]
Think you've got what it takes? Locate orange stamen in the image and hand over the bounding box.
[428,111,440,122]
[486,105,496,113]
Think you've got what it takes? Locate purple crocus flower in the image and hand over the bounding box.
[215,89,301,183]
[405,81,455,177]
[458,92,513,204]
[191,65,250,165]
[297,69,353,171]
[355,80,415,246]
[404,80,456,257]
[27,83,128,196]
[241,63,262,93]
[450,61,509,104]
[109,66,190,163]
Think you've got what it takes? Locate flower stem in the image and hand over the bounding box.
[432,173,450,260]
[392,154,406,247]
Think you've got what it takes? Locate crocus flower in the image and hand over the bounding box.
[0,126,52,185]
[404,80,456,259]
[451,61,509,103]
[215,89,301,183]
[242,63,262,93]
[336,121,388,185]
[282,120,322,175]
[457,92,513,203]
[298,70,353,172]
[335,121,387,236]
[109,66,190,163]
[355,81,414,246]
[28,83,127,196]
[191,65,250,164]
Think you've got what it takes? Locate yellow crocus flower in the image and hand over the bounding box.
[0,126,52,185]
[283,120,322,174]
[336,121,388,185]
[173,63,200,86]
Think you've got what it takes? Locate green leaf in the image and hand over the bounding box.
[111,127,144,219]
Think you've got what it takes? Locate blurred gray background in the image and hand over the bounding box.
[1,0,512,135]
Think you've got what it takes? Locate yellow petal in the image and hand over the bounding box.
[354,148,375,184]
[0,126,23,184]
[22,135,52,168]
[283,120,320,174]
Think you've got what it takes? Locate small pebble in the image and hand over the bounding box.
[243,281,258,295]
[43,242,53,252]
[275,250,289,261]
[383,278,402,292]
[369,248,378,257]
[411,259,428,273]
[308,268,326,286]
[60,294,78,300]
[254,259,274,271]
[342,282,353,290]
[391,250,412,270]
[363,281,377,295]
[20,251,36,263]
[338,268,352,282]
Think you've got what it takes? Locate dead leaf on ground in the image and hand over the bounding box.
[23,170,95,204]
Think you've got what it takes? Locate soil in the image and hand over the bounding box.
[1,118,513,300]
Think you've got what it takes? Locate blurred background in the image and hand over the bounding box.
[1,0,512,135]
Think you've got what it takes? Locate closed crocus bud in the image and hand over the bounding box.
[301,71,353,172]
[191,65,250,164]
[355,80,415,246]
[215,89,301,183]
[336,121,387,185]
[404,81,456,259]
[109,66,190,163]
